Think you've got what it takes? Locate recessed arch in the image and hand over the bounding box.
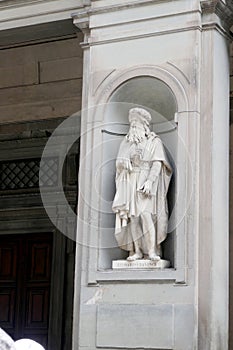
[95,64,189,114]
[97,66,186,268]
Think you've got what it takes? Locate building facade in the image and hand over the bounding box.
[0,0,233,349]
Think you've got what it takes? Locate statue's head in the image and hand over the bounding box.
[128,107,151,126]
[126,107,152,144]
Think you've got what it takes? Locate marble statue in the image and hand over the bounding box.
[14,339,45,350]
[0,328,45,350]
[0,328,15,350]
[112,107,172,261]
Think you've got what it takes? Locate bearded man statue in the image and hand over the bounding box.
[112,107,172,261]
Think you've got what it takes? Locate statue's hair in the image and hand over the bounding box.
[144,123,151,137]
[128,107,152,126]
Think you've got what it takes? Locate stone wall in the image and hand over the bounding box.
[0,32,83,350]
[0,34,83,125]
[230,41,233,350]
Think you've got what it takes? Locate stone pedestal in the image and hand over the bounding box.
[112,259,170,270]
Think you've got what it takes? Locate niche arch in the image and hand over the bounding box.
[95,64,189,113]
[96,65,190,281]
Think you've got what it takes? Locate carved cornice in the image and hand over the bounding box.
[72,0,155,31]
[72,2,91,49]
[201,0,233,33]
[72,9,90,34]
[72,0,174,28]
[216,0,233,29]
[201,0,219,12]
[72,6,90,48]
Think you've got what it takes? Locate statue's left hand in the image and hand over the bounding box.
[140,180,152,197]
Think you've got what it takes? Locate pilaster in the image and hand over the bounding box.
[198,1,233,349]
[72,9,91,350]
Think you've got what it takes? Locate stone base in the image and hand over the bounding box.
[112,259,170,270]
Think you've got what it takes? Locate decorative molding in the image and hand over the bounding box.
[85,0,173,16]
[0,0,48,10]
[167,61,190,85]
[94,64,190,113]
[85,25,202,47]
[72,0,189,38]
[200,0,219,13]
[86,64,196,286]
[0,0,85,31]
[92,69,116,96]
[72,11,89,33]
[72,6,90,47]
[201,0,233,33]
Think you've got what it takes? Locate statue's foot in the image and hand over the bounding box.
[149,253,161,261]
[127,252,143,261]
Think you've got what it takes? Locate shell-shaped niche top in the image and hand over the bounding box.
[0,328,45,350]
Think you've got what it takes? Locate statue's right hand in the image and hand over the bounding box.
[139,180,152,197]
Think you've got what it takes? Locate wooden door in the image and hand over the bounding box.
[0,233,52,348]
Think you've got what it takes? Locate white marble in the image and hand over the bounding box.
[112,259,170,270]
[14,339,45,350]
[112,107,172,262]
[0,328,15,350]
[0,328,45,350]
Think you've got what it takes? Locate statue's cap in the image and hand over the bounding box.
[128,107,152,125]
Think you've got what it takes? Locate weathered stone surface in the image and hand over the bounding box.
[96,304,173,349]
[0,63,38,89]
[174,305,195,350]
[0,37,83,67]
[230,55,233,75]
[40,57,83,83]
[0,37,83,124]
[0,79,82,106]
[0,97,81,123]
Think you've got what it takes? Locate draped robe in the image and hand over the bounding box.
[112,133,172,253]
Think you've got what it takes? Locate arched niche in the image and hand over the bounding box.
[99,76,178,269]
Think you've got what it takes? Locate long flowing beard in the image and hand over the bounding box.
[126,127,146,144]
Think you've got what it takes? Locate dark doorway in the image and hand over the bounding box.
[0,233,53,348]
[0,21,82,349]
